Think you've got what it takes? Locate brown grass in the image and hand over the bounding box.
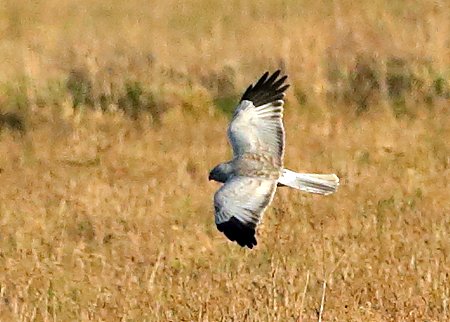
[0,0,449,320]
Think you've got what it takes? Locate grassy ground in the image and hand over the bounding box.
[0,0,449,321]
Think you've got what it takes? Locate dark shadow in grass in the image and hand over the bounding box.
[66,69,93,108]
[118,81,164,123]
[0,112,25,133]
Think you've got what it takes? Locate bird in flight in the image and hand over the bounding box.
[208,70,339,248]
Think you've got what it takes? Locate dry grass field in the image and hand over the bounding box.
[0,0,449,321]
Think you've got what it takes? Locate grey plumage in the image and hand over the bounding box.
[209,70,339,248]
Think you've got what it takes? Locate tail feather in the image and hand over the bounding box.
[278,169,339,195]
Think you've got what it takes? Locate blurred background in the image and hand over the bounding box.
[0,0,449,320]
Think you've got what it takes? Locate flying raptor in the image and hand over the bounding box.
[209,70,339,248]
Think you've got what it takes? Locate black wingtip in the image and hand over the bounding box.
[217,217,257,249]
[240,70,289,107]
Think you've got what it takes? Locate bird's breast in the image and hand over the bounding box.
[234,153,281,180]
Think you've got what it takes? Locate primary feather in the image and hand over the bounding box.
[228,70,289,165]
[214,176,277,248]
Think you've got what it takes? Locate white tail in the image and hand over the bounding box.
[278,169,339,195]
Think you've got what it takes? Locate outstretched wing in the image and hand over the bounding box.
[214,176,277,248]
[228,70,289,165]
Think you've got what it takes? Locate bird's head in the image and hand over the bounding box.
[208,162,234,183]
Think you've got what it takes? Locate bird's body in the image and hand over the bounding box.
[224,153,281,180]
[209,70,339,248]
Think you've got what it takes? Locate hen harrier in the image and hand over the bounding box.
[208,70,339,249]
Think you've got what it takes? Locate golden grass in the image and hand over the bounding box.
[1,0,449,112]
[0,0,449,320]
[1,105,449,320]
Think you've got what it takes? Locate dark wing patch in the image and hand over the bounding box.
[240,70,290,107]
[216,217,257,249]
